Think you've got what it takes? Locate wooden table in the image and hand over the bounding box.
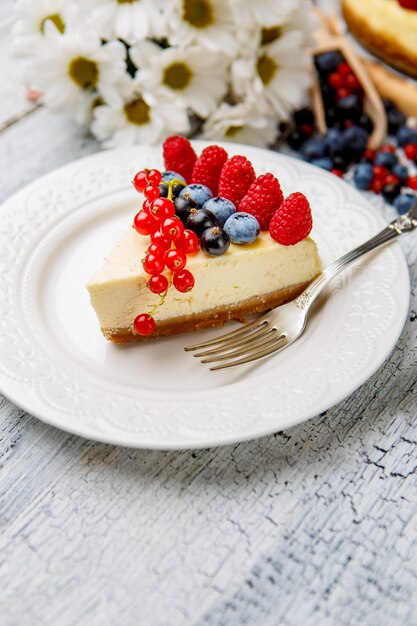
[1,7,416,626]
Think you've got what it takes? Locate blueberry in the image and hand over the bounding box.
[174,196,196,223]
[396,125,417,147]
[159,171,187,198]
[382,182,401,203]
[387,108,406,134]
[335,95,361,122]
[324,128,345,156]
[311,157,333,171]
[287,130,307,150]
[180,184,213,208]
[200,227,230,256]
[333,154,349,171]
[314,51,344,73]
[343,126,368,156]
[382,98,394,112]
[223,212,260,244]
[301,137,327,161]
[185,208,218,237]
[374,151,398,168]
[203,197,236,226]
[161,170,186,184]
[358,114,373,134]
[392,164,408,182]
[393,193,416,214]
[353,163,373,190]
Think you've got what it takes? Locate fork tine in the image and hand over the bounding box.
[184,318,267,351]
[209,337,289,371]
[193,324,273,358]
[201,330,283,363]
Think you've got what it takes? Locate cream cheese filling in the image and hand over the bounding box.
[87,229,321,329]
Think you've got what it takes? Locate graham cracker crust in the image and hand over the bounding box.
[102,281,312,344]
[343,0,417,78]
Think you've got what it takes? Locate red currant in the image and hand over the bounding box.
[148,274,169,295]
[146,169,162,186]
[338,62,351,76]
[161,217,184,241]
[336,87,350,101]
[147,243,165,256]
[176,229,199,254]
[384,174,400,186]
[149,197,175,221]
[373,165,388,180]
[344,73,361,92]
[133,170,148,193]
[143,253,165,275]
[370,179,383,194]
[142,199,152,215]
[404,143,417,160]
[406,175,417,189]
[165,249,187,271]
[133,313,155,336]
[173,269,195,293]
[133,211,158,236]
[362,148,376,162]
[299,123,314,137]
[380,144,396,154]
[331,169,344,177]
[151,230,171,249]
[144,184,160,201]
[328,72,343,89]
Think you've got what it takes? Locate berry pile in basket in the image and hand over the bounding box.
[131,136,313,335]
[286,51,417,213]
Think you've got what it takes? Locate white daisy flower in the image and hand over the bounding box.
[131,41,229,118]
[12,0,71,56]
[230,0,295,28]
[232,30,312,120]
[202,99,278,148]
[256,1,317,49]
[166,0,239,56]
[29,22,127,125]
[92,0,166,45]
[91,78,190,147]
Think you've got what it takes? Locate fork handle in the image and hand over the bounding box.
[296,210,417,310]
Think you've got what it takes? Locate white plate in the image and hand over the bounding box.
[0,142,410,449]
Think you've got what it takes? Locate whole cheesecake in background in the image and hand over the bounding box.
[343,0,417,78]
[87,138,322,343]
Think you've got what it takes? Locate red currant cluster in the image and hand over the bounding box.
[324,61,362,104]
[131,168,199,336]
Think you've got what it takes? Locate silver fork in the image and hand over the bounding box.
[185,205,417,371]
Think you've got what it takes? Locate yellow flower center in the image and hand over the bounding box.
[124,97,151,125]
[225,125,243,138]
[257,55,277,85]
[182,0,213,28]
[68,57,99,89]
[39,13,65,34]
[163,62,192,90]
[117,0,138,3]
[261,26,282,45]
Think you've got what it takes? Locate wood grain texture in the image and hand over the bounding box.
[0,13,417,626]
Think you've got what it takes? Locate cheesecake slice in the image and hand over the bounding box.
[87,227,321,343]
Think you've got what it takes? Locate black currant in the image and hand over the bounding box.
[185,208,218,237]
[200,227,230,257]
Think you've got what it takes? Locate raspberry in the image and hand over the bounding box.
[217,155,256,208]
[163,135,197,183]
[269,192,313,245]
[190,145,228,195]
[239,173,284,230]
